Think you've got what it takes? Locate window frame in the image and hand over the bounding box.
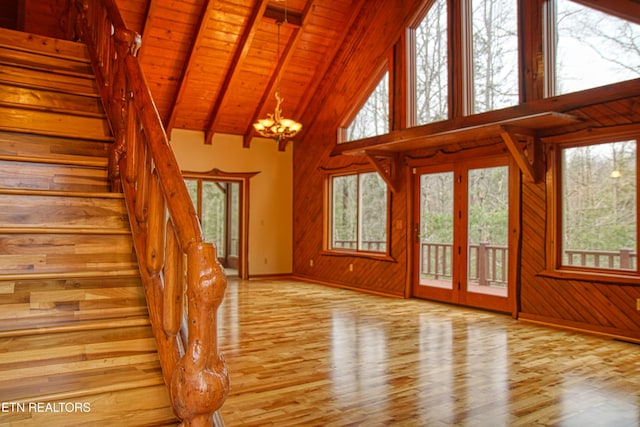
[323,166,393,260]
[544,131,640,284]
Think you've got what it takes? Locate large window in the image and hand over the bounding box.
[548,0,640,96]
[412,0,448,126]
[469,0,519,113]
[329,171,389,254]
[555,139,638,275]
[344,71,389,142]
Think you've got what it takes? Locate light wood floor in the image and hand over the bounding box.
[217,278,640,427]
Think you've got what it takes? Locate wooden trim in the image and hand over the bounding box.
[519,312,640,343]
[499,125,542,183]
[364,150,400,193]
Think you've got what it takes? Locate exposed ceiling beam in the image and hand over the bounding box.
[290,0,368,143]
[263,6,303,27]
[572,0,640,25]
[203,0,271,144]
[165,0,216,135]
[242,3,312,149]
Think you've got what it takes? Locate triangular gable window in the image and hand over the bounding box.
[343,71,389,142]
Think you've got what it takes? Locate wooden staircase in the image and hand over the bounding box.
[0,28,179,426]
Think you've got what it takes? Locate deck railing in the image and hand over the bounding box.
[420,242,637,285]
[74,1,228,425]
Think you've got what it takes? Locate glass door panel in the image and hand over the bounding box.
[414,170,455,300]
[467,166,509,298]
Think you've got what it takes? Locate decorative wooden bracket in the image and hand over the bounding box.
[499,125,544,184]
[364,150,400,192]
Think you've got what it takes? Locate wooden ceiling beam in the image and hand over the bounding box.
[290,0,368,143]
[571,0,640,25]
[204,0,271,144]
[263,6,303,27]
[165,0,217,135]
[242,2,315,150]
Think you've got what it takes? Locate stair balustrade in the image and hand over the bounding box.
[73,1,229,425]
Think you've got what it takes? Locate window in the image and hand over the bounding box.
[553,138,638,276]
[547,0,640,96]
[329,171,389,254]
[343,71,389,142]
[412,0,448,126]
[468,0,519,113]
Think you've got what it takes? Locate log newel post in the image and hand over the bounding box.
[171,243,229,427]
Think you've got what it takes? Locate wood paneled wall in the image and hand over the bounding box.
[292,0,417,297]
[292,0,640,342]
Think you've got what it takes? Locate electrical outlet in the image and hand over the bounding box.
[637,298,640,311]
[309,259,314,267]
[349,263,353,272]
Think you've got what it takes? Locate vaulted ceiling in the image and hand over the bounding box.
[110,0,640,148]
[114,0,366,146]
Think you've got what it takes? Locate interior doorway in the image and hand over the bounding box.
[183,170,257,280]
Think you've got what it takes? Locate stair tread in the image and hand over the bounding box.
[0,325,167,402]
[0,276,146,332]
[0,45,94,76]
[0,27,90,62]
[0,131,111,160]
[0,105,111,141]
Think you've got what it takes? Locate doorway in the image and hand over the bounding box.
[412,155,516,313]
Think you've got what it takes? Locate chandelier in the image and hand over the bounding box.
[253,6,302,143]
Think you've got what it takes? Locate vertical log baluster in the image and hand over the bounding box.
[171,243,229,427]
[147,170,166,275]
[164,219,183,336]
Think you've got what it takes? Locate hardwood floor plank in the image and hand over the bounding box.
[217,278,640,427]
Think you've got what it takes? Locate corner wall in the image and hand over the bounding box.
[170,129,293,277]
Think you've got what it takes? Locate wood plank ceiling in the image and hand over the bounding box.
[114,0,362,146]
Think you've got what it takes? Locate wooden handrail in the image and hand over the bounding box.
[73,1,229,425]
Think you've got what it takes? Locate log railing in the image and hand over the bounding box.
[73,1,229,425]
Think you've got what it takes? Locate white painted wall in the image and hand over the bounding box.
[169,129,293,276]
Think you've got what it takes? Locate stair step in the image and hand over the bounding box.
[0,45,94,76]
[0,105,111,141]
[0,191,128,230]
[0,27,90,62]
[0,159,109,192]
[0,276,147,333]
[0,324,178,426]
[0,83,105,117]
[0,385,179,426]
[0,131,110,163]
[0,233,138,276]
[0,62,99,97]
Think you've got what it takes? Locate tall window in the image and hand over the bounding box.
[330,172,388,253]
[548,0,640,96]
[344,72,389,142]
[413,0,448,126]
[469,0,519,113]
[558,139,638,273]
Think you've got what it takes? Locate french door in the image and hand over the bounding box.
[412,156,515,313]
